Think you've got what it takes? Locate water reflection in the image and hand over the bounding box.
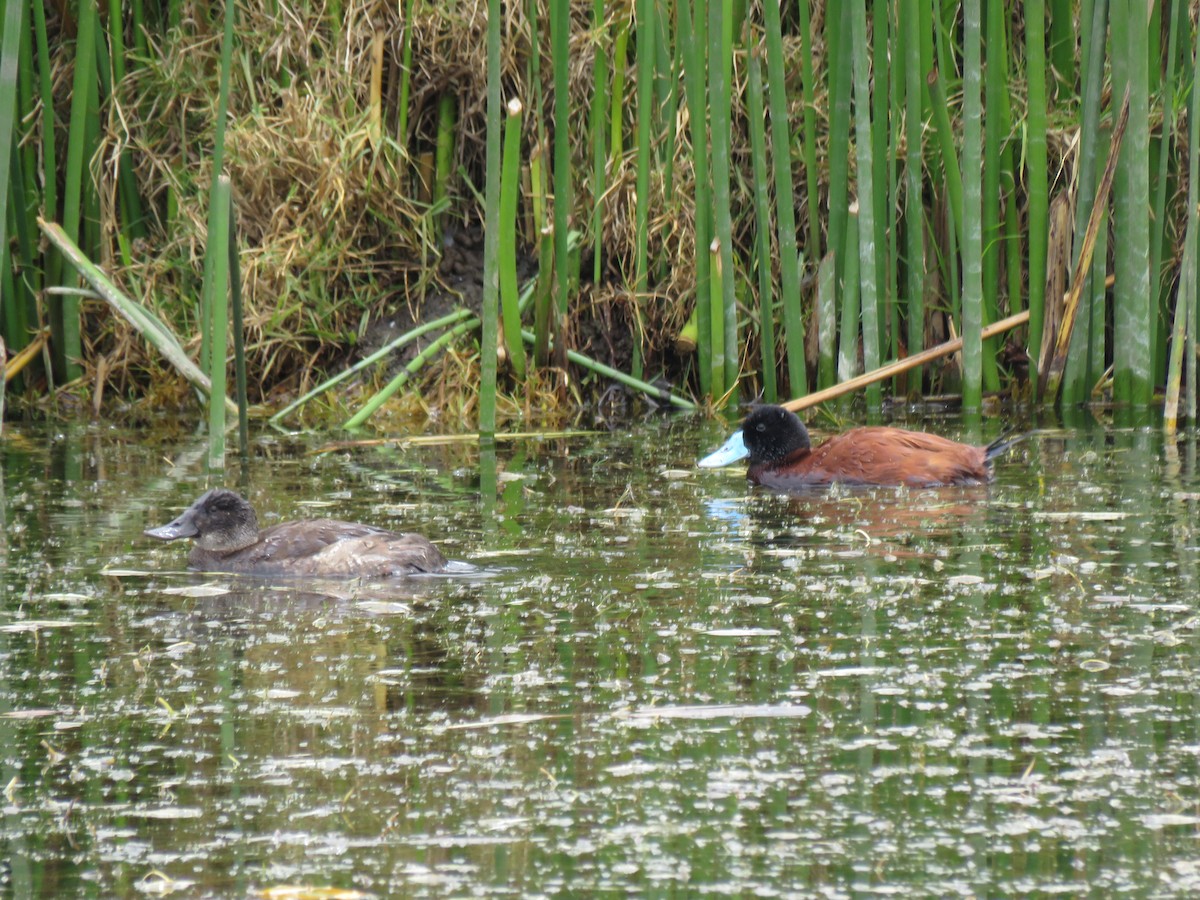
[2,417,1200,896]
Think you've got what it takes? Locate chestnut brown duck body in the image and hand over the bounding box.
[145,488,475,577]
[698,405,1020,488]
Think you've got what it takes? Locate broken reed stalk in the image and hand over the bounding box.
[270,309,474,425]
[782,309,1031,415]
[499,97,527,380]
[519,328,696,411]
[346,320,480,429]
[1041,87,1130,402]
[342,302,697,430]
[38,217,238,416]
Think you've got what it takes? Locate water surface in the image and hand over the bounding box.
[2,414,1199,897]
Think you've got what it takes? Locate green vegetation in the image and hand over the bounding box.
[2,1,1199,427]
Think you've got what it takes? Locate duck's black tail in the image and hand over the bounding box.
[985,428,1029,461]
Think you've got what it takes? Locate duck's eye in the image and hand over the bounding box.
[756,423,766,432]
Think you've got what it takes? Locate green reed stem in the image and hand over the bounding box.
[106,0,124,84]
[499,97,527,381]
[433,94,457,241]
[870,0,890,368]
[479,0,503,434]
[1112,0,1152,405]
[130,0,146,57]
[204,176,232,469]
[550,0,572,370]
[1150,0,1183,384]
[746,47,776,403]
[678,0,711,396]
[633,0,656,381]
[88,17,144,255]
[1061,0,1108,405]
[396,0,413,153]
[58,0,100,383]
[999,55,1021,366]
[959,0,983,411]
[610,23,629,165]
[979,0,1006,391]
[1189,11,1200,423]
[837,209,861,383]
[1048,0,1075,96]
[708,238,726,399]
[825,0,851,305]
[589,0,608,285]
[0,0,22,313]
[817,252,836,388]
[31,0,56,237]
[925,69,963,242]
[763,0,805,397]
[198,0,236,382]
[849,0,881,410]
[795,0,820,263]
[1025,0,1049,394]
[902,0,924,393]
[656,12,677,209]
[3,179,34,369]
[708,0,735,400]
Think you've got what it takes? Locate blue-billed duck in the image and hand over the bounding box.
[699,405,1021,488]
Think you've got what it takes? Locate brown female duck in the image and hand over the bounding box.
[145,488,474,577]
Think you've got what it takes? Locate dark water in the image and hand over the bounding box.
[2,413,1199,897]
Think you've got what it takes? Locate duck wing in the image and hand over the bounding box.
[755,428,990,487]
[203,519,452,577]
[818,428,991,486]
[301,530,452,576]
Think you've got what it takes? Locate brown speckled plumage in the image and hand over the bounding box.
[146,489,472,577]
